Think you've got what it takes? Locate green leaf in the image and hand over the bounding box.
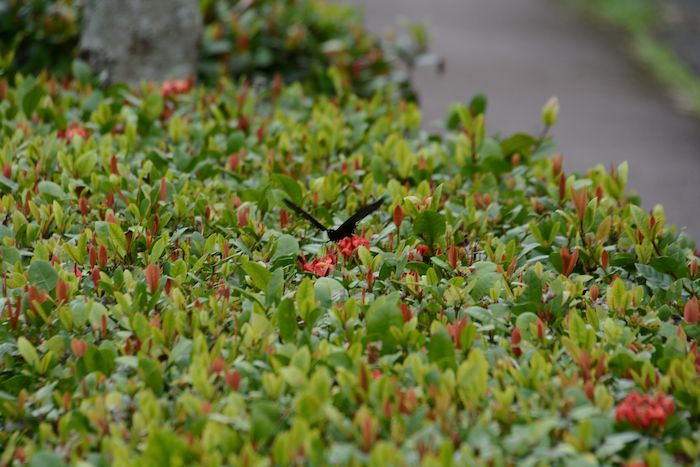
[272,235,300,261]
[568,312,595,350]
[17,337,40,370]
[635,263,673,290]
[29,450,67,467]
[413,211,446,246]
[265,268,284,304]
[468,261,501,300]
[28,260,58,291]
[314,277,347,309]
[108,223,127,256]
[71,59,93,84]
[469,93,488,115]
[428,327,456,369]
[457,348,489,406]
[22,82,44,117]
[650,255,688,278]
[139,357,164,395]
[366,294,403,353]
[149,236,168,264]
[141,92,164,122]
[38,181,66,201]
[515,312,539,341]
[276,299,297,343]
[296,277,316,320]
[272,174,303,204]
[251,401,284,443]
[243,262,271,292]
[84,345,116,376]
[73,151,96,178]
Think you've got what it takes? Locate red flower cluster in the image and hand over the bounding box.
[615,392,674,431]
[160,78,193,98]
[299,251,337,277]
[59,123,88,141]
[408,244,430,261]
[338,234,369,260]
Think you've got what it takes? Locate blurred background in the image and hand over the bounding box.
[346,0,700,240]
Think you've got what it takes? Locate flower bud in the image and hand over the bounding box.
[536,318,545,341]
[159,178,168,202]
[110,155,119,175]
[79,197,88,216]
[98,245,108,268]
[511,327,522,357]
[552,154,563,177]
[210,355,226,374]
[448,245,458,269]
[542,96,559,127]
[225,370,241,390]
[89,245,97,267]
[393,205,404,230]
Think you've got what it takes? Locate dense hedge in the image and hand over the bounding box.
[0,0,433,99]
[1,69,699,465]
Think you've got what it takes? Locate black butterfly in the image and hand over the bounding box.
[283,197,385,241]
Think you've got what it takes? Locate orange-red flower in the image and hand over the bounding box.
[299,251,337,277]
[59,123,88,141]
[409,244,430,261]
[159,78,193,98]
[615,392,674,431]
[338,234,369,260]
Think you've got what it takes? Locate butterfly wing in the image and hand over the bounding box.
[331,197,385,240]
[283,199,328,232]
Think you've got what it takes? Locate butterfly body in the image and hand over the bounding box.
[284,197,385,241]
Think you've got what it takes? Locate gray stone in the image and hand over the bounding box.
[79,0,203,85]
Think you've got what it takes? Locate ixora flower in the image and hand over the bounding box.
[338,234,370,260]
[299,251,337,277]
[408,244,430,261]
[160,78,193,98]
[615,392,675,431]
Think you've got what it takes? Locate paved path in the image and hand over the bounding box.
[346,0,700,240]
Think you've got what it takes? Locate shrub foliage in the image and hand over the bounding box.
[0,70,699,465]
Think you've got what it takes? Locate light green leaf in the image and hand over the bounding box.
[428,327,456,369]
[17,337,40,370]
[243,261,271,292]
[296,277,316,320]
